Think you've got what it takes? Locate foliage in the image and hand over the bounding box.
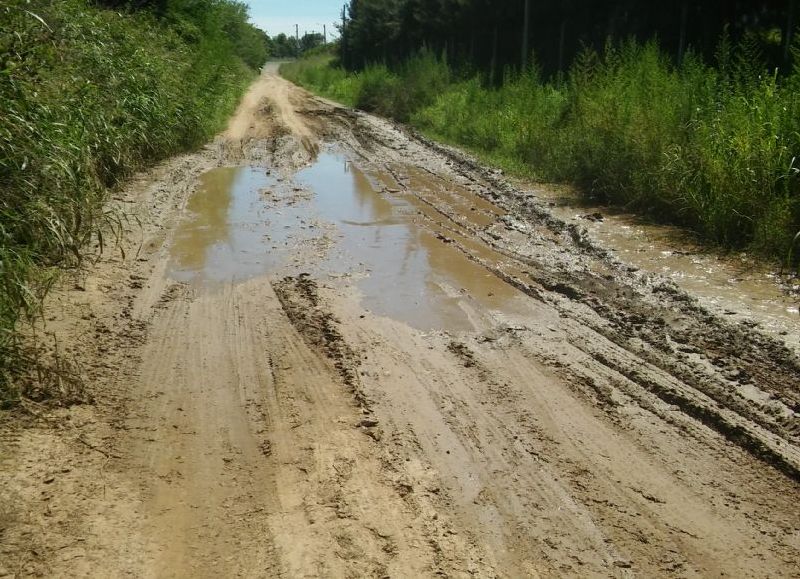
[268,32,326,59]
[0,0,262,398]
[269,33,299,58]
[282,49,450,121]
[341,0,797,76]
[280,53,359,106]
[284,38,800,264]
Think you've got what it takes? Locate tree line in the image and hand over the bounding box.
[92,0,332,62]
[341,0,797,76]
[268,32,326,58]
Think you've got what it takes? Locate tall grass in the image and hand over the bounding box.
[281,49,450,121]
[0,0,258,399]
[282,40,800,266]
[280,54,359,107]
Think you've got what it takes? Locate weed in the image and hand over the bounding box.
[0,0,260,398]
[283,39,800,265]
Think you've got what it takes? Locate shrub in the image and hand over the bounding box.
[283,38,800,264]
[354,65,400,116]
[0,0,258,398]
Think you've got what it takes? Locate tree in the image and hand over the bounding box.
[93,0,270,68]
[339,0,797,76]
[270,33,299,58]
[301,32,325,53]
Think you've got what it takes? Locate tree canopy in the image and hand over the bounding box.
[93,0,271,69]
[267,32,326,58]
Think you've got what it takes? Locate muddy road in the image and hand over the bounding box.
[1,65,799,578]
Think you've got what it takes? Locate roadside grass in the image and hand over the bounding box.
[281,49,450,121]
[0,0,258,401]
[281,40,800,267]
[280,54,358,107]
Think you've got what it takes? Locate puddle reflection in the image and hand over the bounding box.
[298,153,526,331]
[168,166,285,283]
[169,152,527,331]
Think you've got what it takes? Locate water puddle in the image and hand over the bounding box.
[169,152,528,331]
[536,188,800,348]
[169,166,283,283]
[297,153,527,330]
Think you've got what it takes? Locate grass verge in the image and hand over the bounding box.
[0,0,261,401]
[281,41,800,268]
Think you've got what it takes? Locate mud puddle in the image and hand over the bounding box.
[297,151,528,330]
[535,188,800,349]
[168,153,528,331]
[168,166,300,284]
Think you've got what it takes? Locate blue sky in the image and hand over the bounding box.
[245,1,343,39]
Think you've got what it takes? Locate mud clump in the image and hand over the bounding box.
[274,274,368,410]
[447,341,479,368]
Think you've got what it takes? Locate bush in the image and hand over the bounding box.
[283,38,800,264]
[282,50,451,121]
[281,54,359,107]
[0,0,259,398]
[354,65,400,116]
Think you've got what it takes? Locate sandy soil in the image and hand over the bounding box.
[1,64,799,578]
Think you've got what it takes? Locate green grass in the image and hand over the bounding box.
[0,0,261,400]
[280,54,360,107]
[282,40,800,268]
[281,49,450,121]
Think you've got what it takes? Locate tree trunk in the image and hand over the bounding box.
[490,24,498,85]
[470,29,476,64]
[341,4,347,69]
[678,0,688,64]
[522,0,531,71]
[785,0,796,65]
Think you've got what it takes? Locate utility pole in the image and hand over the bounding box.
[324,24,327,45]
[521,0,531,71]
[295,24,300,57]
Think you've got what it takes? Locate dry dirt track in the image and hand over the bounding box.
[1,65,800,578]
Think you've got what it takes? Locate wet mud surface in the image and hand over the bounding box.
[538,187,800,351]
[170,151,527,331]
[1,64,799,578]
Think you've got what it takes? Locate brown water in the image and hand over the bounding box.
[168,152,528,331]
[296,152,527,330]
[538,188,800,350]
[170,167,279,282]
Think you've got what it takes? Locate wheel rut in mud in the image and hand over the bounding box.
[273,274,367,409]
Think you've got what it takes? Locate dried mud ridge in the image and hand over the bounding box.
[2,65,799,578]
[273,274,369,412]
[449,222,800,479]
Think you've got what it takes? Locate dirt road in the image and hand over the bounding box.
[1,64,799,578]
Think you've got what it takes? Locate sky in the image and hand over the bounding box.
[246,0,343,39]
